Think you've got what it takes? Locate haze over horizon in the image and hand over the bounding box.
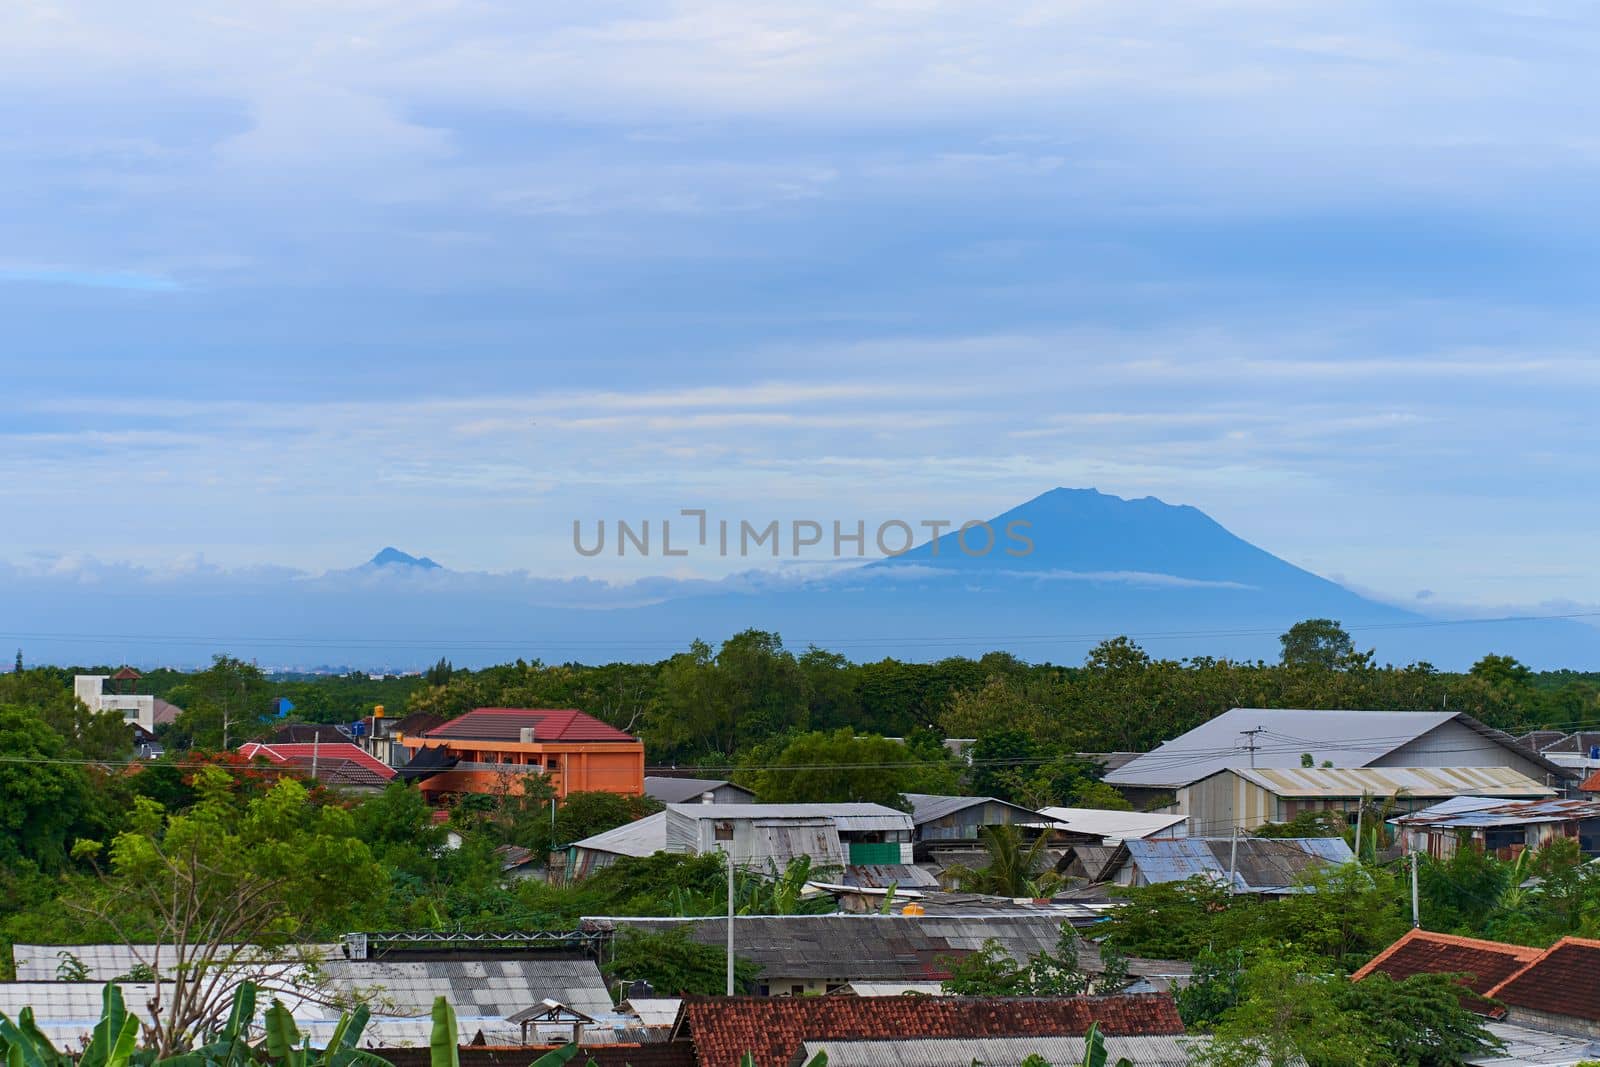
[7,3,1600,618]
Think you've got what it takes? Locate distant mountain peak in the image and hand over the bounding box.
[368,547,442,570]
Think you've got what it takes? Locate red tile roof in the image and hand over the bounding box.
[237,742,397,786]
[1485,936,1600,1022]
[1579,769,1600,793]
[426,707,637,744]
[1351,929,1541,1006]
[673,995,1185,1067]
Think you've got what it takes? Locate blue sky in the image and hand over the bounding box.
[5,1,1600,611]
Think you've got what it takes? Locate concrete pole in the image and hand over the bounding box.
[1411,851,1421,929]
[1227,824,1239,895]
[726,847,736,995]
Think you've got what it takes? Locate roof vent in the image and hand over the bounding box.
[519,726,537,744]
[701,792,715,804]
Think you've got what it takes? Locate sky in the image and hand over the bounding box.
[5,0,1600,611]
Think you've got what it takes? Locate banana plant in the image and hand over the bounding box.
[0,1005,73,1067]
[1078,1022,1132,1067]
[528,1046,580,1067]
[81,986,141,1067]
[428,998,457,1067]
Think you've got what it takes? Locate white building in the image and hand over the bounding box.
[73,674,157,732]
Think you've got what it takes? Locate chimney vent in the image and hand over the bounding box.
[701,792,715,804]
[519,726,537,744]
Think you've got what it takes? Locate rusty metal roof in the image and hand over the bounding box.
[1222,765,1554,799]
[1394,796,1600,829]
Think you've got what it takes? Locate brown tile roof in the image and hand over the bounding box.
[1352,929,1541,1007]
[673,994,1185,1067]
[428,707,637,744]
[1485,936,1600,1022]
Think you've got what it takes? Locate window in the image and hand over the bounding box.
[790,985,806,996]
[714,821,734,841]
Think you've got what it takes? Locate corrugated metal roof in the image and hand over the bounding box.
[593,915,1065,982]
[0,960,612,1047]
[903,795,1041,826]
[1122,836,1354,893]
[842,864,941,889]
[644,777,756,804]
[1036,808,1188,841]
[1104,708,1528,788]
[793,1035,1198,1067]
[837,983,946,997]
[571,810,669,857]
[11,944,338,981]
[1475,1022,1600,1066]
[665,803,913,833]
[1223,765,1554,799]
[1396,796,1600,829]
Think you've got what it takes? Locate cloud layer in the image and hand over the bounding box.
[4,1,1600,611]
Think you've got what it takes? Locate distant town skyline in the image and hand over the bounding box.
[6,2,1600,610]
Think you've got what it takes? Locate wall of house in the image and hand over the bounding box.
[1378,720,1553,781]
[663,812,847,869]
[916,801,1030,842]
[409,740,644,799]
[1502,1006,1600,1040]
[1177,772,1281,835]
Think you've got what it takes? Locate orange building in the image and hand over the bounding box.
[397,707,645,801]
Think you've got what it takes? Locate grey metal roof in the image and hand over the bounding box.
[1036,807,1188,841]
[903,795,1042,826]
[1121,836,1355,893]
[592,914,1066,983]
[1473,1022,1600,1066]
[665,803,913,833]
[842,864,941,889]
[792,1036,1199,1067]
[571,810,669,857]
[644,777,756,804]
[11,944,338,981]
[1103,708,1551,788]
[0,959,610,1049]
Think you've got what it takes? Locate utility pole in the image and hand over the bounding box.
[725,847,736,995]
[1227,824,1239,895]
[1354,793,1365,864]
[311,736,320,781]
[1411,851,1421,928]
[1240,726,1265,769]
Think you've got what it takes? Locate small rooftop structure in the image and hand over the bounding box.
[644,776,757,805]
[671,993,1186,1067]
[1036,807,1188,843]
[1108,836,1355,894]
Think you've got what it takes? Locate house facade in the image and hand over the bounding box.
[399,707,645,800]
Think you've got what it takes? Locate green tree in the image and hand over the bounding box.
[169,655,271,749]
[743,728,923,808]
[602,927,757,996]
[945,823,1063,898]
[552,791,660,847]
[0,708,95,871]
[66,768,388,1052]
[1279,619,1357,670]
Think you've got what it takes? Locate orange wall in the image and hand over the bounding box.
[403,738,644,800]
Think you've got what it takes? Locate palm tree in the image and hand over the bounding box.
[948,824,1063,898]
